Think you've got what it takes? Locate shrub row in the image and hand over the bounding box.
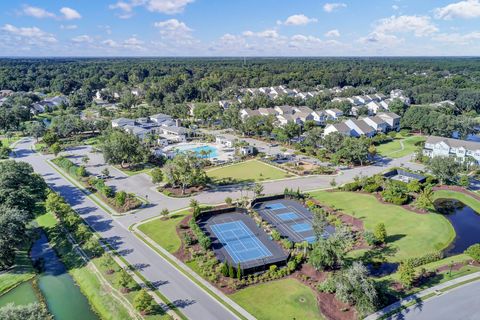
[54,156,88,179]
[404,251,443,268]
[188,219,211,250]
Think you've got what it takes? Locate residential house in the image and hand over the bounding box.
[219,100,233,109]
[423,136,480,164]
[323,123,352,136]
[160,126,188,142]
[240,108,260,121]
[258,108,277,117]
[111,118,135,128]
[150,113,173,125]
[377,112,401,131]
[325,108,343,120]
[276,114,303,126]
[345,119,376,137]
[274,105,294,115]
[366,101,386,115]
[0,90,13,97]
[363,116,389,133]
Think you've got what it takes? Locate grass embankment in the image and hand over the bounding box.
[207,159,291,183]
[36,211,170,320]
[230,278,323,320]
[0,249,36,295]
[137,210,190,253]
[432,190,480,213]
[310,191,455,262]
[377,135,426,159]
[115,165,154,177]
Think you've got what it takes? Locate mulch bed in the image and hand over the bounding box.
[160,185,208,197]
[433,185,480,201]
[371,192,429,215]
[293,264,357,320]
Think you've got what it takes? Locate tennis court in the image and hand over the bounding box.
[210,221,272,264]
[196,208,289,273]
[253,198,335,244]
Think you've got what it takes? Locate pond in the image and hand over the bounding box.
[30,233,99,320]
[0,281,39,308]
[434,198,480,256]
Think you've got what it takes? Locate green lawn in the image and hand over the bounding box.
[230,278,323,320]
[137,210,190,254]
[377,135,426,158]
[432,190,480,213]
[115,165,154,177]
[309,191,455,262]
[207,160,291,183]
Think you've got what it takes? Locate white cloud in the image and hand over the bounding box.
[103,39,119,47]
[1,24,57,43]
[61,24,78,30]
[433,31,480,44]
[60,7,82,20]
[323,3,346,13]
[434,0,480,20]
[71,35,93,43]
[109,0,194,17]
[154,19,192,37]
[122,37,145,50]
[358,32,402,46]
[282,14,317,26]
[392,5,400,10]
[243,29,279,39]
[22,5,55,19]
[325,29,340,37]
[374,15,438,37]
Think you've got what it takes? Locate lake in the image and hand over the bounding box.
[434,198,480,256]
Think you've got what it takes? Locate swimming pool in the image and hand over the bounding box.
[174,144,219,158]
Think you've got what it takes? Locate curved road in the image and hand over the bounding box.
[14,138,239,320]
[388,280,480,320]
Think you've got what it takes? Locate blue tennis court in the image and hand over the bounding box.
[277,212,299,221]
[265,203,286,210]
[210,221,272,264]
[304,236,317,244]
[291,223,312,233]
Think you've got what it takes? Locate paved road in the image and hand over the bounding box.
[14,138,239,320]
[63,144,424,227]
[387,280,480,320]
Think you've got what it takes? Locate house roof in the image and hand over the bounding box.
[112,118,134,126]
[425,136,480,151]
[351,120,375,134]
[377,112,400,120]
[275,105,294,113]
[331,122,351,134]
[326,108,343,114]
[366,116,387,125]
[162,126,187,135]
[258,107,277,115]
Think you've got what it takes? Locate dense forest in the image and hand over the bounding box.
[1,57,480,112]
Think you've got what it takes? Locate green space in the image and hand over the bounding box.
[432,190,480,213]
[377,135,426,158]
[309,191,455,262]
[0,135,21,148]
[115,165,154,177]
[207,160,291,183]
[137,210,190,254]
[230,278,323,320]
[0,281,39,308]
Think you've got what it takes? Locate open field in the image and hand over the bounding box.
[310,191,455,262]
[432,190,480,213]
[377,135,426,159]
[137,210,190,254]
[207,160,291,183]
[0,249,36,295]
[230,278,323,320]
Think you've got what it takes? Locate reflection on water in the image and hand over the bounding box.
[434,198,480,256]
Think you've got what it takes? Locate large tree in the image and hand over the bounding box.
[427,156,461,184]
[0,161,47,215]
[99,129,150,168]
[163,152,207,194]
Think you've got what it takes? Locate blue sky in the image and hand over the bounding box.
[1,0,480,56]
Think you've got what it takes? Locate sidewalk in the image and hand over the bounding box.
[364,271,480,319]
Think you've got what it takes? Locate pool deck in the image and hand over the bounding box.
[163,142,234,162]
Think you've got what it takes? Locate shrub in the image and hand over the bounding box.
[133,289,155,314]
[287,260,297,272]
[115,191,127,207]
[405,251,443,268]
[281,239,293,250]
[317,275,336,293]
[363,183,381,193]
[465,244,480,262]
[271,229,281,241]
[373,223,387,244]
[342,181,362,192]
[363,231,377,246]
